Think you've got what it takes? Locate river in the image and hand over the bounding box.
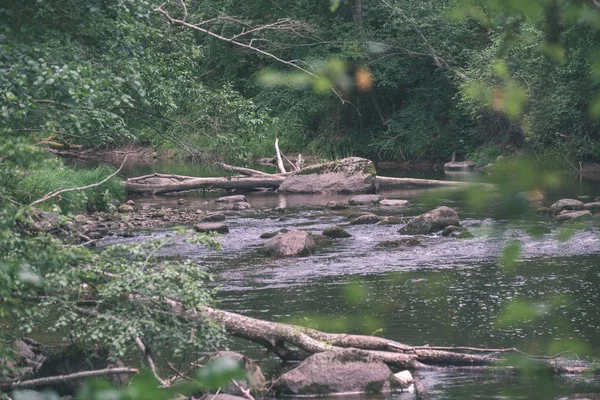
[96,159,600,399]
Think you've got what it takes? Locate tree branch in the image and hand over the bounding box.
[0,368,138,391]
[154,4,348,103]
[29,154,129,207]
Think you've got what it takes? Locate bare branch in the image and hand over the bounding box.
[154,4,348,103]
[29,154,129,207]
[0,368,138,391]
[134,337,170,387]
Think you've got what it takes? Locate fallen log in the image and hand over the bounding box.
[126,173,285,194]
[199,307,590,374]
[125,164,477,194]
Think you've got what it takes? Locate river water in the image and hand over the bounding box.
[97,160,600,399]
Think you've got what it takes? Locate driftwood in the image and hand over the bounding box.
[199,306,590,374]
[126,164,477,195]
[0,368,139,391]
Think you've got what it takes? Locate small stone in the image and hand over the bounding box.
[274,207,286,213]
[379,199,409,207]
[350,213,381,225]
[577,195,592,202]
[215,195,247,204]
[326,201,349,210]
[348,194,383,206]
[178,198,185,205]
[87,231,103,240]
[232,202,252,211]
[118,204,135,213]
[194,223,229,234]
[126,200,135,206]
[441,225,462,237]
[322,226,351,238]
[202,213,226,222]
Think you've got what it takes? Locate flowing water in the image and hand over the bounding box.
[94,160,600,399]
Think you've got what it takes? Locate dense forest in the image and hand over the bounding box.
[3,0,600,165]
[2,1,600,399]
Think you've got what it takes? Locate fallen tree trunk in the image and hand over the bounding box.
[126,173,285,194]
[199,306,589,374]
[125,168,476,195]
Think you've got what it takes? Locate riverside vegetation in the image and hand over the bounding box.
[2,0,600,399]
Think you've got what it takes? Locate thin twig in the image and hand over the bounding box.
[30,154,129,207]
[134,337,169,387]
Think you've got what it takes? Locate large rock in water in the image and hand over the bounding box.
[399,206,460,235]
[549,199,584,215]
[273,349,401,396]
[262,230,315,257]
[278,157,377,194]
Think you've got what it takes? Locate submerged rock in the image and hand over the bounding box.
[399,206,460,235]
[535,207,551,215]
[278,157,377,194]
[215,194,247,204]
[549,199,584,215]
[349,194,384,206]
[262,230,315,257]
[380,199,409,207]
[378,238,422,248]
[326,201,349,210]
[444,160,476,171]
[350,213,381,225]
[441,225,472,238]
[260,228,289,239]
[194,223,229,234]
[526,225,552,237]
[323,225,351,238]
[273,349,400,396]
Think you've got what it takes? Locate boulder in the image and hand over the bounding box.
[278,157,377,194]
[208,351,266,396]
[323,226,351,238]
[584,202,600,213]
[202,213,226,222]
[549,199,584,215]
[232,201,252,211]
[326,201,349,210]
[555,210,593,222]
[350,213,381,225]
[216,195,247,204]
[349,194,383,206]
[399,206,460,235]
[262,230,315,257]
[273,349,400,396]
[194,223,229,234]
[379,199,409,207]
